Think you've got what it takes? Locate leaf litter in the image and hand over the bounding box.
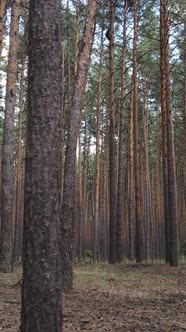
[0,263,186,331]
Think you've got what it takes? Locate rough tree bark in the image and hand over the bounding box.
[21,1,63,331]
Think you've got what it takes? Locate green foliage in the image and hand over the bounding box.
[180,240,186,257]
[83,249,94,263]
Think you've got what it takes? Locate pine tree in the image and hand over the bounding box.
[0,0,21,272]
[21,0,63,330]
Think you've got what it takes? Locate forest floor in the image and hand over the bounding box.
[0,263,186,331]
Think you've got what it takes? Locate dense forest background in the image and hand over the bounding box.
[0,0,185,274]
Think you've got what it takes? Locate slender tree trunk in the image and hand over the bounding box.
[160,0,178,266]
[116,0,127,263]
[13,29,27,264]
[102,115,110,260]
[0,0,20,272]
[163,0,178,267]
[108,0,117,264]
[74,2,81,260]
[62,0,97,292]
[128,90,135,261]
[77,133,83,261]
[74,0,80,77]
[160,0,170,263]
[132,0,142,263]
[184,21,186,210]
[154,127,162,260]
[0,0,6,60]
[142,72,152,261]
[66,0,71,114]
[61,43,65,204]
[18,156,25,259]
[21,0,63,330]
[94,26,104,261]
[82,127,90,252]
[100,134,106,261]
[100,113,110,260]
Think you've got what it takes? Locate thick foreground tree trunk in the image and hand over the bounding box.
[21,1,63,331]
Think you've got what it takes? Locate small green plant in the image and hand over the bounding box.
[180,240,186,257]
[83,249,94,264]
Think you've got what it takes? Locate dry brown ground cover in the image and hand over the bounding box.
[0,263,186,331]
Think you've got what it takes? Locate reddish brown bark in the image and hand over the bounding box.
[160,0,169,263]
[108,0,117,264]
[74,0,80,77]
[142,73,152,261]
[116,0,127,263]
[77,133,83,261]
[128,90,135,261]
[132,0,143,263]
[94,26,104,261]
[14,28,27,264]
[62,0,97,291]
[160,0,178,267]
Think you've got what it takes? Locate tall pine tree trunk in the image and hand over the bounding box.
[74,0,80,77]
[13,28,27,264]
[108,0,117,264]
[128,90,135,261]
[163,0,178,267]
[160,0,178,266]
[94,26,104,261]
[132,0,142,263]
[62,0,97,291]
[0,0,20,272]
[142,72,152,261]
[116,0,127,263]
[184,21,186,211]
[160,0,170,263]
[21,0,63,330]
[77,133,83,261]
